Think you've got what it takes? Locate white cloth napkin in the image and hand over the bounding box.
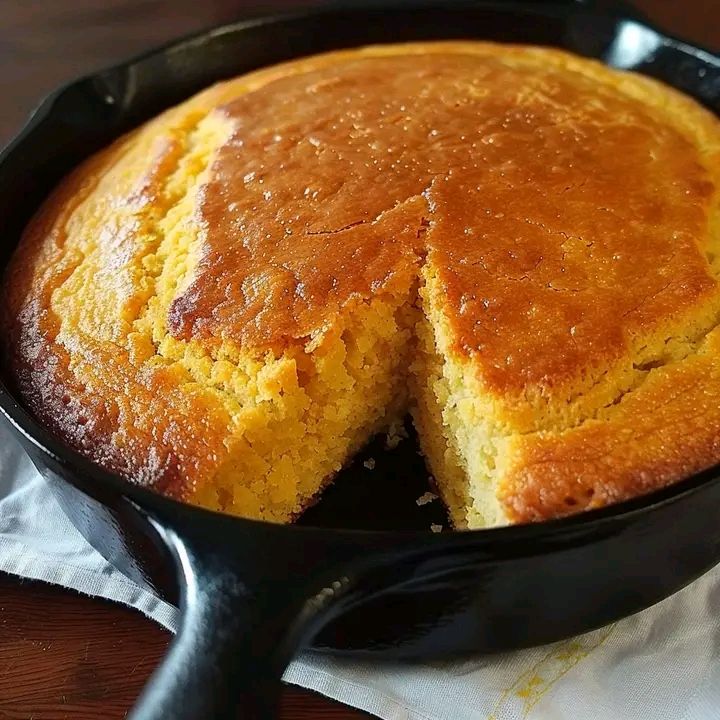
[1,419,719,720]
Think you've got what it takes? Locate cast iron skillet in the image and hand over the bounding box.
[1,1,719,718]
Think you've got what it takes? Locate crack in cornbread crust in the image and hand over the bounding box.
[3,42,720,527]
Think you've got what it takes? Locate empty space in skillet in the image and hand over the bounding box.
[297,420,448,531]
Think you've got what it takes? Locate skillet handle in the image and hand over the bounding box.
[127,504,367,720]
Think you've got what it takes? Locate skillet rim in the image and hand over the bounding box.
[1,0,720,546]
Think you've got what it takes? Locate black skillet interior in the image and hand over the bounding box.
[1,1,720,719]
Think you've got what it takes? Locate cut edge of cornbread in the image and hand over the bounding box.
[191,286,421,522]
[410,263,508,529]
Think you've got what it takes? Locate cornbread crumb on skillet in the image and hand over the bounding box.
[3,42,720,528]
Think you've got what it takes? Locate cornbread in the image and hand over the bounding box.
[3,42,720,528]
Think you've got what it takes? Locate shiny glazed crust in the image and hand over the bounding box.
[3,42,720,526]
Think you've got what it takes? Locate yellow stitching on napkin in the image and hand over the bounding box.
[488,623,617,719]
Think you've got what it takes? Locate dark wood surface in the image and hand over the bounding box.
[0,1,717,719]
[0,573,368,719]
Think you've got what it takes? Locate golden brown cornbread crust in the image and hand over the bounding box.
[3,42,720,526]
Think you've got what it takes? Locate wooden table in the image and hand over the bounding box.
[0,1,717,718]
